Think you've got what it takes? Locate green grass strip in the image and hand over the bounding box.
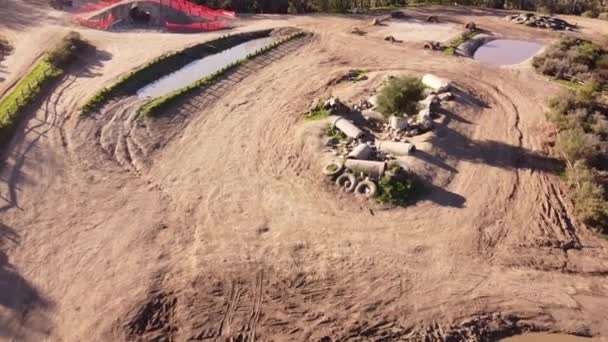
[0,32,83,138]
[139,32,306,118]
[81,30,273,116]
[443,31,479,56]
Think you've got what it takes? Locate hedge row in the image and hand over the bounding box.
[81,29,274,115]
[138,31,306,117]
[0,32,85,146]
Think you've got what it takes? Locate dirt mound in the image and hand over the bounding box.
[1,6,608,342]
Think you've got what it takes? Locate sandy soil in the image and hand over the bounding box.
[1,3,608,341]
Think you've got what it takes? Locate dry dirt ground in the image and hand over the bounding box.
[1,2,608,341]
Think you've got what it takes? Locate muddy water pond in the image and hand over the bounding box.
[501,333,599,342]
[473,39,544,66]
[137,37,275,98]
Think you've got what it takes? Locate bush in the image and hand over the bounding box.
[581,10,598,18]
[377,76,425,117]
[566,161,608,230]
[555,127,599,164]
[534,38,608,87]
[377,168,418,206]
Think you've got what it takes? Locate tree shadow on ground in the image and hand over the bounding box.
[430,123,563,174]
[71,42,113,79]
[0,223,53,339]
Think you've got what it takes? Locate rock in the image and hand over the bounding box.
[368,95,378,108]
[372,18,382,26]
[385,35,397,43]
[438,92,454,101]
[325,137,339,146]
[465,21,477,30]
[426,15,438,23]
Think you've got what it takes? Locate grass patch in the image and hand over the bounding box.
[81,29,274,116]
[443,30,479,56]
[326,124,347,141]
[377,166,420,206]
[377,76,425,117]
[139,32,306,117]
[0,32,85,144]
[304,104,330,121]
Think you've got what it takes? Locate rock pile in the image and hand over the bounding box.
[320,75,455,199]
[505,13,576,30]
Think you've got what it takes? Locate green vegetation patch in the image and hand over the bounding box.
[377,76,425,117]
[377,166,420,206]
[533,37,608,88]
[139,32,306,117]
[305,104,330,121]
[546,84,608,234]
[82,29,274,116]
[443,30,479,56]
[0,32,85,144]
[326,124,347,141]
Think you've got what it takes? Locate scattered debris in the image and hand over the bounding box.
[351,27,366,35]
[384,35,402,43]
[424,41,444,50]
[505,13,576,30]
[333,69,368,84]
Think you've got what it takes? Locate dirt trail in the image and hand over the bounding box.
[0,5,607,342]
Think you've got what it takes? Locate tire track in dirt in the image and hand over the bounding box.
[0,74,78,212]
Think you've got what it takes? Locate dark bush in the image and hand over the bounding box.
[377,76,425,117]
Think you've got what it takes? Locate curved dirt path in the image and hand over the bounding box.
[0,7,607,342]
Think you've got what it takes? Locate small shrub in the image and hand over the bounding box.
[326,124,346,141]
[377,168,419,206]
[555,127,599,164]
[581,10,598,18]
[537,6,552,14]
[377,76,425,117]
[304,104,329,121]
[566,161,608,230]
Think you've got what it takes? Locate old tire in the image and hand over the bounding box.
[323,160,344,177]
[336,173,357,192]
[355,179,378,198]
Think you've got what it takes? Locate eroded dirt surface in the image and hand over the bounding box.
[1,3,607,341]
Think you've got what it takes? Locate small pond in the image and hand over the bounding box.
[137,37,275,99]
[473,39,544,66]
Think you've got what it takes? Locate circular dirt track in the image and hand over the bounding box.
[0,5,607,342]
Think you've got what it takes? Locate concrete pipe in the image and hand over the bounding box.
[389,115,407,130]
[336,173,357,192]
[362,109,387,123]
[322,160,344,177]
[345,159,386,179]
[328,116,364,139]
[355,179,378,198]
[347,143,373,160]
[422,74,451,91]
[377,140,416,156]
